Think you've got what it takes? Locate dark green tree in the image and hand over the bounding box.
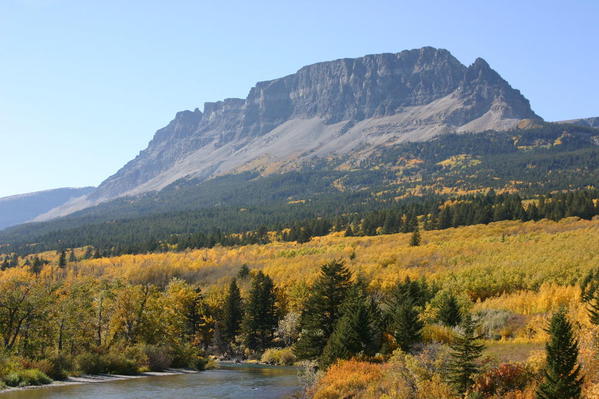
[241,271,277,352]
[295,260,353,360]
[409,225,421,246]
[447,315,485,395]
[536,310,583,399]
[68,248,77,262]
[222,279,243,344]
[438,293,462,327]
[389,299,423,352]
[320,286,381,367]
[58,250,67,268]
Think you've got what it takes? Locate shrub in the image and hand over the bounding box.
[33,354,72,380]
[312,360,385,399]
[76,352,105,375]
[472,363,532,396]
[422,324,456,344]
[168,343,200,368]
[144,345,173,371]
[4,369,52,387]
[260,348,296,366]
[102,353,138,375]
[477,309,523,340]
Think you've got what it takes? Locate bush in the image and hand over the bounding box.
[102,353,138,375]
[472,363,533,396]
[144,346,173,371]
[4,369,52,387]
[422,324,456,344]
[33,354,72,380]
[76,352,105,375]
[477,309,524,340]
[75,352,138,375]
[261,348,296,366]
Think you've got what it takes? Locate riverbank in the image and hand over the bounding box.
[0,368,199,395]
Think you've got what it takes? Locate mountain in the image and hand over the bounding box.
[0,187,94,230]
[39,47,540,220]
[559,117,599,129]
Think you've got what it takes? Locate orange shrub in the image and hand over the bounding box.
[312,360,385,399]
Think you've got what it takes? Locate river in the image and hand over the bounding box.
[0,364,301,399]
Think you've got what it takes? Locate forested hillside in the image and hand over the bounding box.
[2,123,599,256]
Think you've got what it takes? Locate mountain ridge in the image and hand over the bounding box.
[38,47,541,221]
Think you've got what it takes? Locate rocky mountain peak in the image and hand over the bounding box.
[40,47,542,219]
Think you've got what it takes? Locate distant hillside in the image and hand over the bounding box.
[559,116,599,129]
[3,122,599,255]
[0,187,94,230]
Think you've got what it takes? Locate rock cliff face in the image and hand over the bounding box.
[40,47,541,219]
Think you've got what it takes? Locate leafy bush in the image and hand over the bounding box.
[260,348,296,366]
[33,354,72,380]
[3,369,52,387]
[75,352,138,375]
[477,309,523,339]
[76,352,105,375]
[472,363,533,396]
[422,324,456,344]
[102,353,138,375]
[144,345,173,371]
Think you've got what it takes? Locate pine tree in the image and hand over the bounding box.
[222,278,243,344]
[536,310,583,399]
[58,250,67,268]
[320,286,381,367]
[409,225,421,246]
[438,293,462,327]
[447,315,485,395]
[295,260,353,360]
[241,271,277,352]
[390,299,423,352]
[68,248,77,262]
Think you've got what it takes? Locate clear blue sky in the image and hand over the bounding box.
[1,0,598,198]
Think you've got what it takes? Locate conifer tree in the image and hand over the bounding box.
[410,225,421,246]
[447,315,485,395]
[241,271,277,352]
[536,310,583,399]
[58,250,67,268]
[222,278,243,344]
[295,260,353,360]
[68,248,77,262]
[389,299,423,352]
[438,293,462,327]
[320,286,381,367]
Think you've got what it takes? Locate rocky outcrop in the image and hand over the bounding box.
[41,47,541,219]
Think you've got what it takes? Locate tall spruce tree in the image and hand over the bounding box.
[438,293,462,327]
[294,260,353,360]
[536,310,583,399]
[222,278,243,344]
[320,286,381,367]
[241,271,277,352]
[409,225,421,246]
[58,250,67,268]
[447,315,485,395]
[389,299,423,352]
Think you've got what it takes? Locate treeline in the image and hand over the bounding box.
[83,188,599,258]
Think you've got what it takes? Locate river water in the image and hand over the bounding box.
[0,364,301,399]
